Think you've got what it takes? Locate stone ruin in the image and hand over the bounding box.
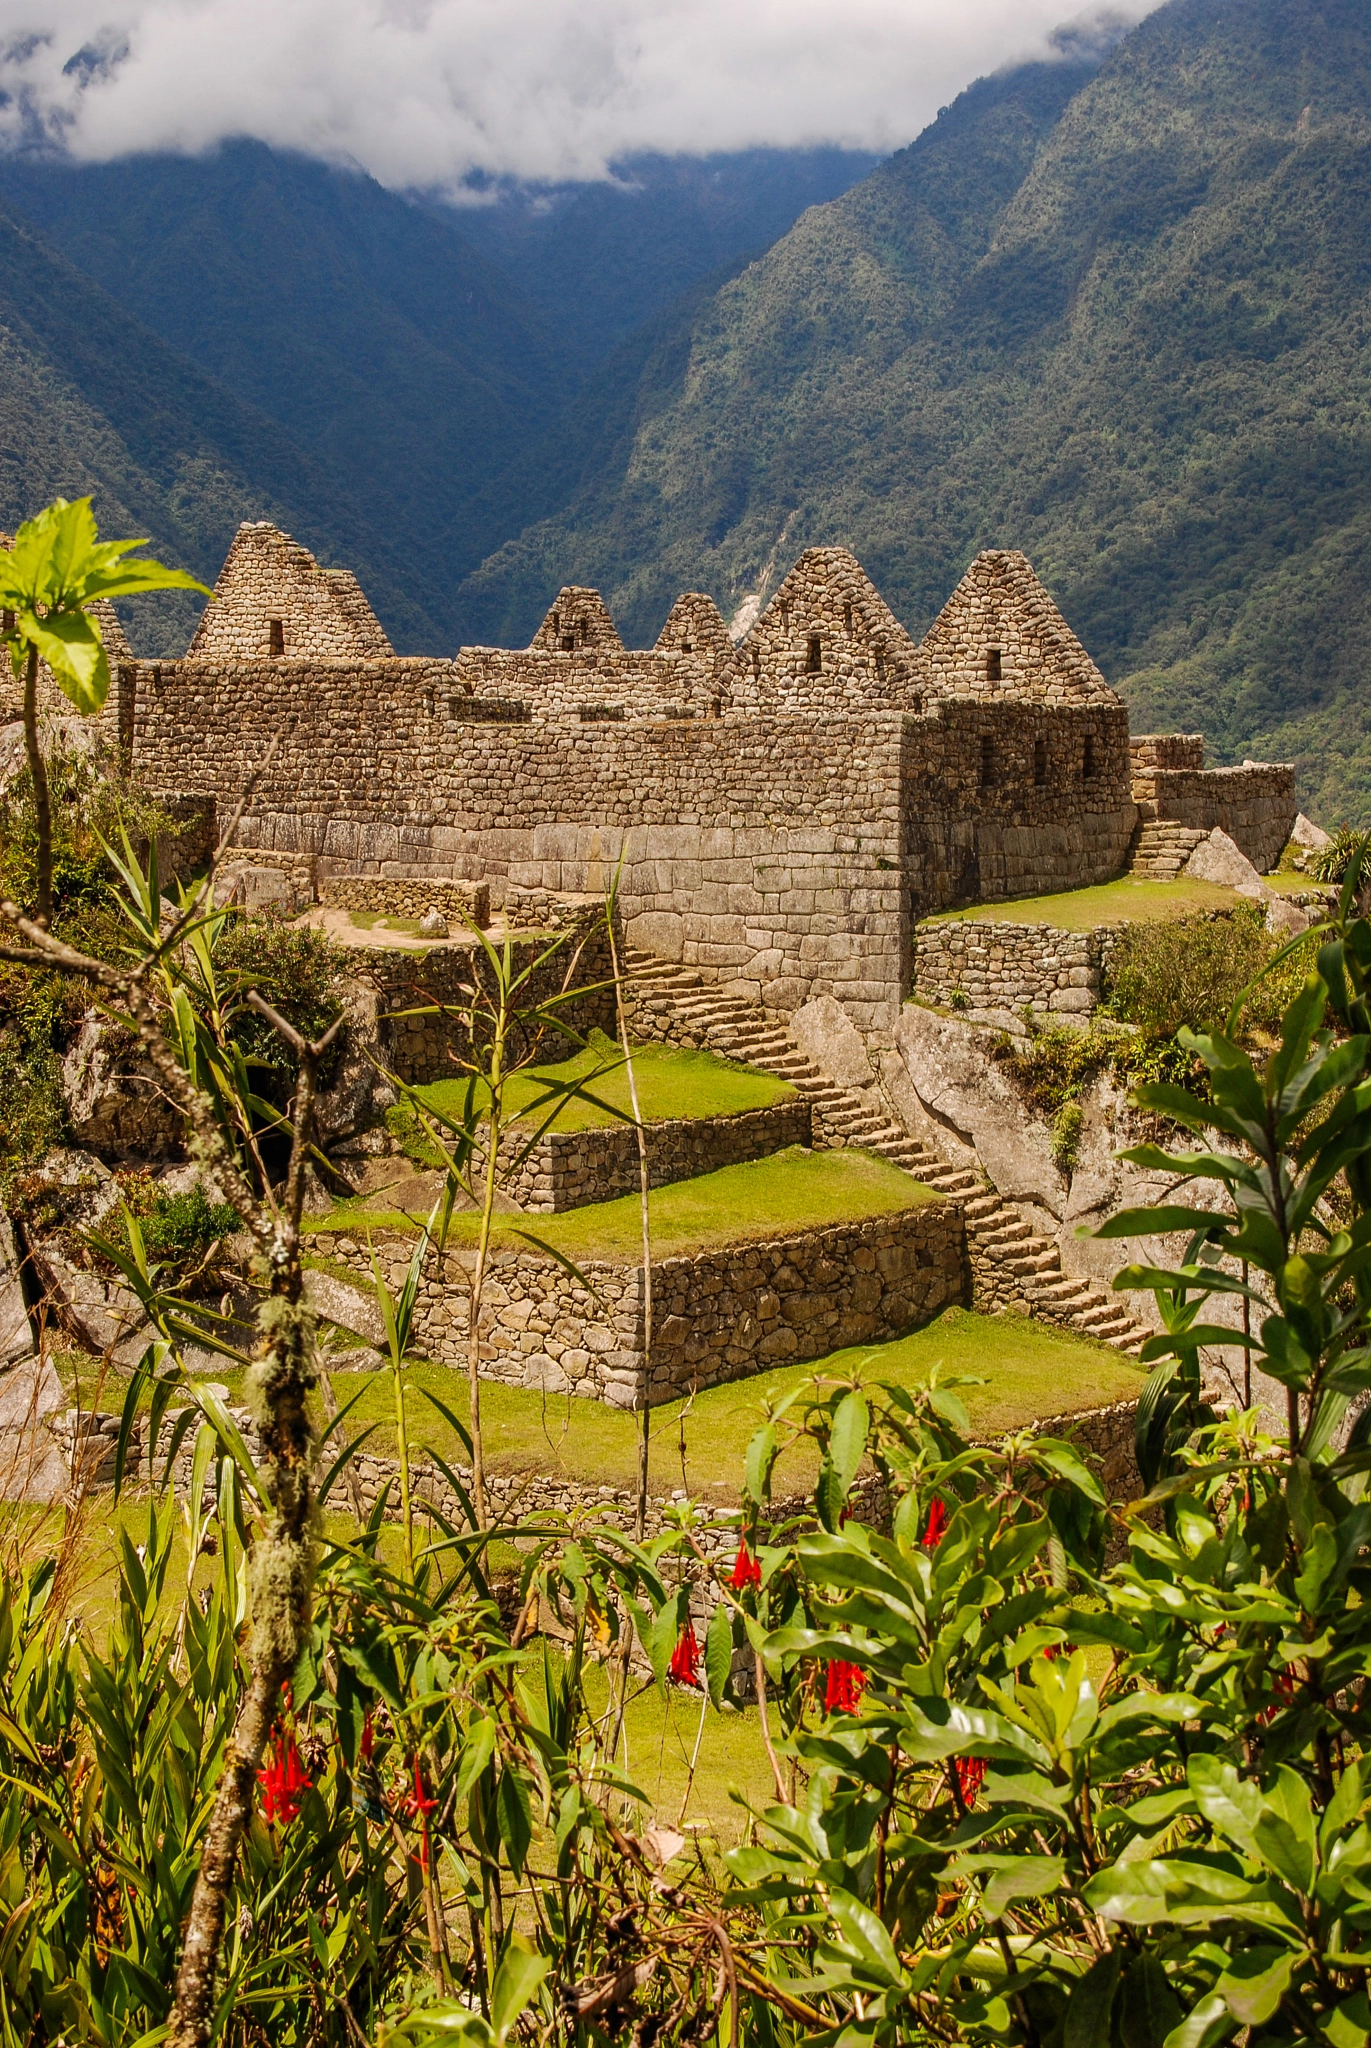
[87,521,1296,1055]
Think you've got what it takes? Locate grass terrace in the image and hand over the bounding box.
[60,1307,1144,1504]
[415,1037,795,1136]
[306,1145,933,1265]
[923,873,1309,931]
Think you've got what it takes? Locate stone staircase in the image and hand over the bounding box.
[1127,818,1208,880]
[625,949,1150,1355]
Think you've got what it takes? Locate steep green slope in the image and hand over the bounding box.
[0,197,447,652]
[454,148,879,363]
[0,145,562,636]
[464,0,1371,821]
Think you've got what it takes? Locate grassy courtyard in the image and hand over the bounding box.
[306,1144,935,1264]
[924,875,1253,930]
[415,1036,795,1136]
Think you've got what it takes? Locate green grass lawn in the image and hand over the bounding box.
[58,1306,1143,1504]
[416,1036,794,1137]
[306,1306,1146,1502]
[924,875,1254,931]
[307,1145,934,1264]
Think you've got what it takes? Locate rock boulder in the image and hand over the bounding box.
[791,995,874,1093]
[1183,827,1267,896]
[62,1011,183,1159]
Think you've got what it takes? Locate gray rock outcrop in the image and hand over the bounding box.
[1290,813,1331,851]
[0,1214,33,1366]
[62,1011,183,1159]
[1183,827,1266,895]
[791,995,876,1093]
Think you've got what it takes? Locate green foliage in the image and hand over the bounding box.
[1310,825,1371,884]
[1049,1099,1083,1172]
[212,917,346,1102]
[0,495,205,712]
[1000,1022,1117,1118]
[1104,906,1312,1041]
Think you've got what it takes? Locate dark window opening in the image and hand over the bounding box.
[1083,735,1096,780]
[980,735,994,787]
[578,616,588,644]
[910,693,922,715]
[843,602,853,632]
[268,618,284,657]
[550,611,560,635]
[681,638,692,653]
[1034,737,1047,785]
[986,647,1002,683]
[560,634,575,652]
[807,634,822,673]
[708,697,722,719]
[751,648,761,679]
[779,599,790,631]
[874,648,886,683]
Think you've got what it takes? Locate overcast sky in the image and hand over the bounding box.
[0,0,1157,192]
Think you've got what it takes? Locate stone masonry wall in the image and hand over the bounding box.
[903,700,1136,917]
[348,929,616,1085]
[322,875,491,926]
[309,1199,966,1406]
[131,667,912,1038]
[484,1097,811,1213]
[455,646,728,720]
[1132,762,1296,873]
[915,920,1105,1017]
[1130,733,1204,772]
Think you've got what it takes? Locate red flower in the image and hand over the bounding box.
[954,1755,986,1806]
[728,1538,761,1590]
[669,1623,701,1688]
[402,1755,438,1870]
[922,1498,949,1549]
[1263,1668,1297,1723]
[824,1660,867,1714]
[360,1709,375,1764]
[258,1724,312,1826]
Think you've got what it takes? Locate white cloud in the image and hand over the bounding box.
[0,0,1157,191]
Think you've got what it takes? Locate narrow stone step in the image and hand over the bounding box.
[1028,1277,1091,1304]
[963,1194,1004,1220]
[1005,1251,1060,1276]
[924,1170,979,1193]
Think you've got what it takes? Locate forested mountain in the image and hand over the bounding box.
[0,143,872,650]
[0,197,447,652]
[462,0,1371,823]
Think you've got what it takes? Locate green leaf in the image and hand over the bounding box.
[1326,1991,1371,2048]
[829,1390,869,1497]
[453,1716,497,1804]
[827,1886,907,1989]
[495,1767,533,1878]
[1065,1949,1123,2048]
[1253,1768,1317,1894]
[1214,1946,1295,2027]
[1119,1956,1183,2048]
[1163,1992,1235,2048]
[745,1423,778,1504]
[704,1601,732,1709]
[982,1855,1065,1919]
[491,1940,549,2037]
[1032,1439,1106,1506]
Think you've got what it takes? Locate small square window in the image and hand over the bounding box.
[268,618,284,657]
[986,647,1002,683]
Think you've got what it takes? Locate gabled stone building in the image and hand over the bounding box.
[100,522,1295,1044]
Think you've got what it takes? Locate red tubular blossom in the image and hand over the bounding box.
[360,1709,375,1763]
[402,1756,438,1869]
[824,1660,867,1714]
[728,1538,761,1590]
[954,1755,986,1806]
[669,1623,702,1687]
[257,1725,312,1827]
[922,1498,949,1549]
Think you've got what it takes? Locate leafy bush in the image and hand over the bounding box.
[213,917,346,1101]
[998,1021,1118,1117]
[1103,905,1313,1041]
[1049,1098,1083,1171]
[1309,825,1370,883]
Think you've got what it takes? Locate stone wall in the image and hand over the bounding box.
[455,646,728,721]
[309,1198,967,1406]
[347,928,616,1085]
[1130,733,1204,773]
[131,669,913,1038]
[915,920,1106,1018]
[187,523,394,660]
[1131,760,1296,874]
[904,700,1136,916]
[322,875,491,926]
[485,1097,811,1213]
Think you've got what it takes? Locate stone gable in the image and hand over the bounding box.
[729,546,924,711]
[529,587,624,654]
[185,522,393,661]
[653,592,731,661]
[918,549,1113,705]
